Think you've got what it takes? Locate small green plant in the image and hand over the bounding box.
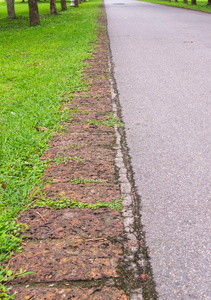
[71,156,83,162]
[59,142,91,150]
[0,267,34,300]
[54,154,71,166]
[95,94,102,98]
[71,177,107,184]
[33,196,124,211]
[47,154,83,166]
[82,93,88,98]
[61,106,79,123]
[82,113,124,128]
[0,222,28,264]
[55,124,67,132]
[81,110,90,115]
[60,143,78,149]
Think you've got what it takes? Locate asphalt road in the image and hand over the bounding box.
[105,1,211,299]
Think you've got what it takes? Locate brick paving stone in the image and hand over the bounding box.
[10,286,128,300]
[47,132,115,149]
[41,145,116,163]
[44,161,116,183]
[6,8,130,299]
[42,182,121,203]
[19,208,123,240]
[9,239,122,283]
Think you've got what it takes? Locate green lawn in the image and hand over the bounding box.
[139,0,211,13]
[0,0,101,267]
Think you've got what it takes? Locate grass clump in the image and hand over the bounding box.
[139,0,211,13]
[0,0,102,266]
[50,154,83,165]
[33,196,124,211]
[71,177,107,184]
[82,113,124,128]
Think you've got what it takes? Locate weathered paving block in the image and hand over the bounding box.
[43,182,121,203]
[44,161,116,183]
[48,132,115,149]
[63,123,115,134]
[10,286,128,300]
[69,98,113,112]
[72,89,111,100]
[9,240,123,283]
[19,208,123,240]
[41,145,116,164]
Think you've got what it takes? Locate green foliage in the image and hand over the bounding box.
[0,222,28,263]
[0,0,101,266]
[82,113,124,128]
[48,154,83,166]
[71,177,107,184]
[0,267,33,299]
[59,141,91,149]
[33,196,124,211]
[60,106,79,124]
[139,0,211,13]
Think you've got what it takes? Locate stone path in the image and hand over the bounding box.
[7,10,129,300]
[7,7,157,300]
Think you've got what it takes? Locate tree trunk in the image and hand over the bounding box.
[28,0,40,26]
[74,0,79,7]
[61,0,67,10]
[7,0,15,19]
[183,0,188,3]
[50,0,57,14]
[191,0,196,4]
[175,0,178,2]
[208,0,211,5]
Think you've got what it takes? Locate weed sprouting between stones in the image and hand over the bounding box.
[32,195,124,211]
[82,113,124,128]
[70,177,107,184]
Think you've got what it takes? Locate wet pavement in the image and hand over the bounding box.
[105,0,211,299]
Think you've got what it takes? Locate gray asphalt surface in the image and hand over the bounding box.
[105,1,211,299]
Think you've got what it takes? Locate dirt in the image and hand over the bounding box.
[7,7,130,300]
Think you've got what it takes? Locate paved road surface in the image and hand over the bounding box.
[105,1,211,299]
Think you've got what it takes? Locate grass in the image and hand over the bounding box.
[70,177,107,184]
[139,0,211,13]
[82,113,124,128]
[33,196,124,211]
[0,0,102,267]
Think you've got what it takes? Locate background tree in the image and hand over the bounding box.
[6,0,15,19]
[50,0,57,14]
[74,0,79,7]
[191,0,197,4]
[208,0,211,5]
[28,0,40,26]
[183,0,188,3]
[61,0,67,11]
